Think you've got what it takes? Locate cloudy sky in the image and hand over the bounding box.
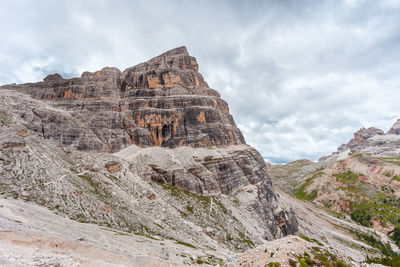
[1,0,400,163]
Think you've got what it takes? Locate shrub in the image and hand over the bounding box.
[299,259,308,267]
[268,263,281,267]
[350,201,372,227]
[288,258,296,267]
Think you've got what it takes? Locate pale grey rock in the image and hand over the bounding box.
[320,123,400,161]
[0,47,298,246]
[388,118,400,135]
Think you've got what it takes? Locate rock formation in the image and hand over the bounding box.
[0,46,297,241]
[3,46,244,152]
[319,121,400,161]
[388,119,400,135]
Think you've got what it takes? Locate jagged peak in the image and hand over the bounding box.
[129,46,195,71]
[43,73,63,82]
[157,46,189,57]
[120,46,207,89]
[353,126,384,137]
[388,118,400,135]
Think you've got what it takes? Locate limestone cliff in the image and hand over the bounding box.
[0,46,297,240]
[319,122,400,161]
[4,46,244,152]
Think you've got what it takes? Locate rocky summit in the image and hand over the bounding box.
[0,47,298,265]
[320,121,400,162]
[4,46,244,152]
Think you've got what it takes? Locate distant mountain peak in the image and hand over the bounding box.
[320,119,400,161]
[388,118,400,135]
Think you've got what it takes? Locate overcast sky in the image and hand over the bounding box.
[1,0,400,163]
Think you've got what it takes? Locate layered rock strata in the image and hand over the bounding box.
[320,121,400,161]
[0,47,297,238]
[3,47,243,152]
[388,119,400,135]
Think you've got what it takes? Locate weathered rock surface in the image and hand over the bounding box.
[267,119,400,263]
[1,46,244,152]
[320,122,400,161]
[388,118,400,135]
[0,47,297,245]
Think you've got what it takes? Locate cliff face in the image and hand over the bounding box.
[319,122,400,162]
[0,46,297,239]
[388,119,400,135]
[6,46,244,152]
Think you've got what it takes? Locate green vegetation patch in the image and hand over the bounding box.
[294,247,351,267]
[196,254,224,266]
[352,230,400,266]
[267,262,281,267]
[333,170,364,184]
[350,194,400,229]
[294,174,321,201]
[393,175,400,182]
[0,110,11,126]
[204,156,223,162]
[299,235,323,246]
[175,240,197,249]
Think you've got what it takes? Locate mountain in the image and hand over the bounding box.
[268,119,400,265]
[0,47,298,265]
[320,124,400,162]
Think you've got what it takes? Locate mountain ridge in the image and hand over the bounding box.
[0,47,298,262]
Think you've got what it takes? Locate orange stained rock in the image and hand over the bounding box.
[100,205,112,212]
[173,119,180,134]
[190,58,199,71]
[151,126,163,146]
[64,88,72,98]
[202,137,210,146]
[162,73,182,88]
[137,113,145,127]
[105,162,123,173]
[63,88,83,99]
[194,76,201,87]
[179,139,185,145]
[228,130,235,142]
[165,101,174,108]
[94,71,102,78]
[147,76,161,88]
[16,130,28,137]
[197,111,206,123]
[218,103,229,114]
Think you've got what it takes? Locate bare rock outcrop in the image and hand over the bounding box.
[3,47,243,152]
[0,46,297,239]
[388,118,400,135]
[320,122,400,161]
